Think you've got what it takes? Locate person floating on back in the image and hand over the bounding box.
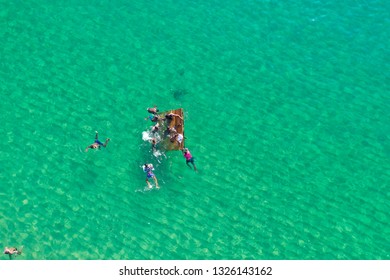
[182,148,197,171]
[4,247,22,259]
[85,131,110,152]
[143,163,159,189]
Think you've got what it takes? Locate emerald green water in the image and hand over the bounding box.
[0,0,389,259]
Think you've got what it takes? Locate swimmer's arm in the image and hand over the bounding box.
[95,131,99,140]
[172,113,183,120]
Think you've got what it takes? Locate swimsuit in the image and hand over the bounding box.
[184,152,194,163]
[94,139,104,146]
[184,152,192,160]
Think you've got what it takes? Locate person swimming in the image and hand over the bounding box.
[182,148,197,171]
[145,113,163,123]
[164,112,183,125]
[149,115,160,122]
[151,138,157,150]
[143,163,159,189]
[164,126,176,137]
[4,247,21,255]
[85,131,110,152]
[149,138,157,154]
[4,247,22,259]
[147,106,159,114]
[151,123,160,133]
[143,163,153,172]
[164,112,182,120]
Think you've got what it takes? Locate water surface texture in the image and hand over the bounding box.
[0,0,389,259]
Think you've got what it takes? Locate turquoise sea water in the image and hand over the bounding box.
[0,0,389,260]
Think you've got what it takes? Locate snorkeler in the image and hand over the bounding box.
[150,137,160,153]
[143,163,159,189]
[147,105,159,114]
[85,131,110,152]
[182,148,197,171]
[146,115,161,122]
[151,123,160,133]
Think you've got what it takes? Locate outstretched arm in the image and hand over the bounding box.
[95,131,99,140]
[85,144,93,152]
[172,113,183,120]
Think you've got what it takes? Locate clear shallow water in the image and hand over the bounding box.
[0,0,389,259]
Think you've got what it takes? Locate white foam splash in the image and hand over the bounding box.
[153,149,162,157]
[142,131,153,141]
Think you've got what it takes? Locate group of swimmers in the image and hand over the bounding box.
[147,106,196,169]
[144,106,197,188]
[147,106,184,146]
[82,105,196,190]
[3,107,197,258]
